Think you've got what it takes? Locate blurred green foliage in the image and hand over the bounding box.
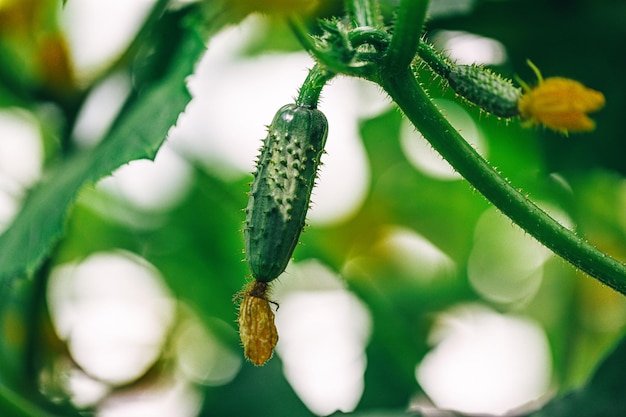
[0,0,625,416]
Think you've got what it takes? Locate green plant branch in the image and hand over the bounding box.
[290,0,626,291]
[345,0,382,28]
[287,18,351,75]
[383,0,428,70]
[379,68,626,295]
[287,18,377,79]
[416,38,452,77]
[348,26,390,51]
[0,383,69,417]
[296,64,335,108]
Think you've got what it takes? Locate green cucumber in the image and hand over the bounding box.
[447,64,521,118]
[244,103,328,282]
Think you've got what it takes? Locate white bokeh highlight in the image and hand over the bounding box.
[170,15,382,224]
[174,316,242,387]
[376,226,457,283]
[400,99,485,180]
[97,143,193,212]
[416,305,552,415]
[47,251,176,386]
[468,205,572,305]
[434,30,508,66]
[66,366,112,408]
[97,377,202,417]
[0,109,43,233]
[276,291,371,416]
[0,109,43,189]
[274,261,371,416]
[72,72,132,148]
[61,0,157,81]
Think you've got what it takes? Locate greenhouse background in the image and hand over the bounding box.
[1,0,626,416]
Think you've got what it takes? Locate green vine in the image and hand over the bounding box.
[285,0,626,295]
[345,0,383,28]
[381,68,626,294]
[383,0,428,70]
[296,64,335,108]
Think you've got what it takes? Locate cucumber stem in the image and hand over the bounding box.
[417,39,452,77]
[296,64,335,109]
[383,0,429,70]
[380,68,626,295]
[345,0,383,28]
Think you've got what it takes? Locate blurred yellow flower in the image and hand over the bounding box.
[518,61,605,133]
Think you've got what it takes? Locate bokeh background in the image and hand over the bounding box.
[1,0,626,416]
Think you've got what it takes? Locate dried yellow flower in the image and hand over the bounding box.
[518,61,605,133]
[237,281,278,366]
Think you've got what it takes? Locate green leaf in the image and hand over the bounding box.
[522,334,626,417]
[0,383,74,417]
[586,333,626,401]
[0,14,205,286]
[201,357,314,417]
[0,275,78,415]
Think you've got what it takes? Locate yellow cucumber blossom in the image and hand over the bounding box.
[518,61,605,133]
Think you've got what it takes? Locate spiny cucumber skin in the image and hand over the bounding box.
[245,104,328,282]
[448,64,521,118]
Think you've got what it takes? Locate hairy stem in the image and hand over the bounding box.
[380,69,626,295]
[296,64,335,108]
[384,0,429,70]
[417,39,452,77]
[345,0,382,28]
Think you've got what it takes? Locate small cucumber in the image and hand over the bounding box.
[244,103,328,282]
[447,64,521,118]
